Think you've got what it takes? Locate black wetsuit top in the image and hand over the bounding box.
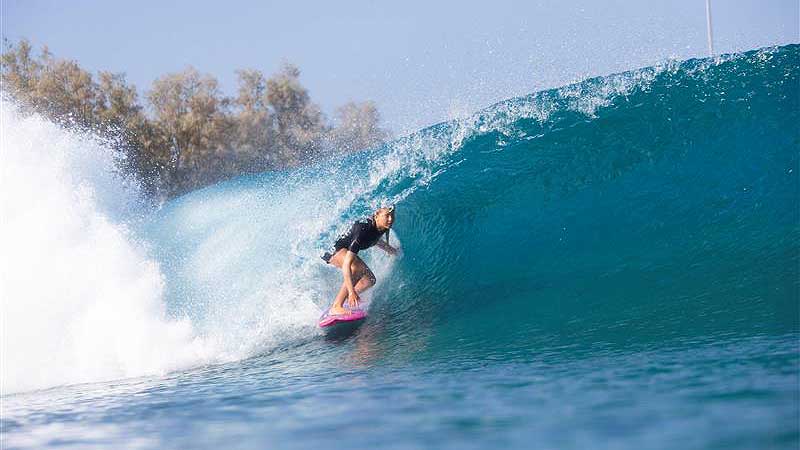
[322,217,387,263]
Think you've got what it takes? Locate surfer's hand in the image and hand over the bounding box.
[385,245,399,256]
[347,291,361,308]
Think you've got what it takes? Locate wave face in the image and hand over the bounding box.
[377,45,800,356]
[144,44,799,363]
[2,45,798,394]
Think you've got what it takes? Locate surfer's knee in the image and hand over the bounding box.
[351,262,375,286]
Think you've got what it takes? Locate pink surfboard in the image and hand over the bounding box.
[318,308,367,328]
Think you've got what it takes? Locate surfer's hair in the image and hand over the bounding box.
[376,205,395,215]
[375,206,394,243]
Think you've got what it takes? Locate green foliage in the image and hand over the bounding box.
[330,101,389,153]
[266,63,327,167]
[1,39,41,110]
[1,39,391,200]
[147,67,234,196]
[232,69,274,172]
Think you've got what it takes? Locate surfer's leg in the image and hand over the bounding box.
[353,265,376,293]
[331,273,367,313]
[341,259,370,307]
[329,250,368,313]
[332,281,348,309]
[327,266,373,317]
[346,256,373,294]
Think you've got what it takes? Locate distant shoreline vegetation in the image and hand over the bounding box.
[1,39,390,200]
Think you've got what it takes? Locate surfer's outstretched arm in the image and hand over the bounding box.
[375,240,398,255]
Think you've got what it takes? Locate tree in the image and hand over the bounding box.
[232,68,274,172]
[330,101,389,153]
[0,39,42,111]
[147,67,233,195]
[2,40,101,127]
[266,63,326,167]
[94,71,166,195]
[34,50,100,126]
[2,39,391,200]
[96,72,142,127]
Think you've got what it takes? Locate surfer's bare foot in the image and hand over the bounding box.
[329,305,350,315]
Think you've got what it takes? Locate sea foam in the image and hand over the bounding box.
[0,100,212,394]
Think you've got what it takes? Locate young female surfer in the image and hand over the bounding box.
[321,206,398,315]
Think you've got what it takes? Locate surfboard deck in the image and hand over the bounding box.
[319,308,367,339]
[318,308,367,328]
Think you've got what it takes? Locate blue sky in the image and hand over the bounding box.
[3,0,798,134]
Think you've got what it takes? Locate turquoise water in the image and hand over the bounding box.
[2,45,798,449]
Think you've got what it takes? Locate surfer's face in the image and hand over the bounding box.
[375,208,395,230]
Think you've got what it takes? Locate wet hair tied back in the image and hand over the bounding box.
[376,204,394,243]
[375,205,395,217]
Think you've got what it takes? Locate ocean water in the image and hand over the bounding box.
[1,45,798,449]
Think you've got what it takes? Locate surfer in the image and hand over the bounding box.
[321,206,398,315]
